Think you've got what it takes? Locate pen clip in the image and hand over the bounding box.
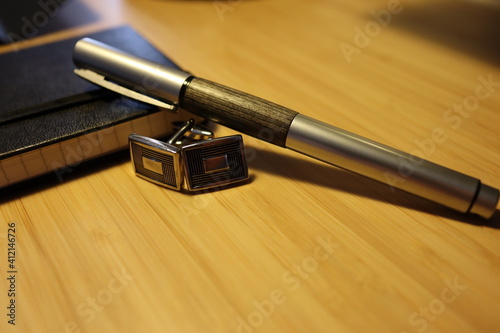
[74,68,177,112]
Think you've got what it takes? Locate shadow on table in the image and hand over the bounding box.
[246,146,500,229]
[0,149,130,200]
[387,0,500,66]
[1,143,498,229]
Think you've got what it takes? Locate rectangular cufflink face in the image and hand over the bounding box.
[129,134,183,190]
[182,135,248,191]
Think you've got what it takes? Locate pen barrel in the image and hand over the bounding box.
[286,114,499,218]
[180,78,298,147]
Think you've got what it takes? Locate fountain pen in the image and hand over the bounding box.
[73,38,499,219]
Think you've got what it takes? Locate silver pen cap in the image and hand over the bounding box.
[73,38,191,106]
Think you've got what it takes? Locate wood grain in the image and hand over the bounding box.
[1,0,499,332]
[181,78,298,147]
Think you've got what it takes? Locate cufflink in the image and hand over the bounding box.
[129,120,248,191]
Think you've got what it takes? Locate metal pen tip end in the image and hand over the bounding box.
[468,183,499,219]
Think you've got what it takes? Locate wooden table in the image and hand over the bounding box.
[1,0,499,332]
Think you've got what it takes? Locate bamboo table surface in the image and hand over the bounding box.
[1,0,500,332]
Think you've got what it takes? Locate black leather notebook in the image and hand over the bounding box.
[0,26,198,189]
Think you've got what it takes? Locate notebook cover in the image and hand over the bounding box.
[0,25,199,188]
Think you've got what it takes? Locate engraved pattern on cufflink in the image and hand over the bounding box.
[129,120,248,191]
[129,135,182,190]
[182,135,248,191]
